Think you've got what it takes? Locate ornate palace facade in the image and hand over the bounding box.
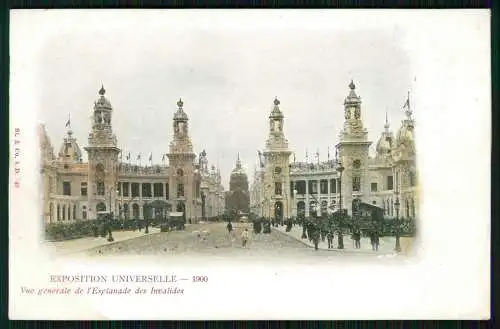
[39,86,225,224]
[250,81,418,221]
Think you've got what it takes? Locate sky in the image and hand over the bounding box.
[36,10,414,189]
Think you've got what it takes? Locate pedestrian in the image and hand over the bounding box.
[241,228,249,248]
[370,229,378,251]
[327,230,334,249]
[227,221,233,234]
[312,228,320,251]
[353,227,361,249]
[374,230,380,251]
[337,229,344,249]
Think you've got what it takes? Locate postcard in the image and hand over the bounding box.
[9,9,490,320]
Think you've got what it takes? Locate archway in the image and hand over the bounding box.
[297,201,305,219]
[96,202,106,212]
[274,201,283,222]
[132,203,140,219]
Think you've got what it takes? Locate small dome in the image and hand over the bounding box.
[344,80,361,106]
[395,122,415,152]
[58,131,82,163]
[376,134,393,157]
[269,97,283,118]
[174,98,188,121]
[94,85,112,110]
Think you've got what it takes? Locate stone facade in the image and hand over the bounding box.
[39,87,225,225]
[250,82,418,221]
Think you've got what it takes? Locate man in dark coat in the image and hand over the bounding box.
[312,228,320,251]
[327,230,334,249]
[353,227,361,249]
[227,221,233,234]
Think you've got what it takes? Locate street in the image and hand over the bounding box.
[75,222,406,263]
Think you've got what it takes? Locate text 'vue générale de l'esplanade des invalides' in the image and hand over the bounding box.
[39,80,418,228]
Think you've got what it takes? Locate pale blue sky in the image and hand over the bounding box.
[38,11,412,188]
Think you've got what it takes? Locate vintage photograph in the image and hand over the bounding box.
[37,12,418,259]
[10,9,490,320]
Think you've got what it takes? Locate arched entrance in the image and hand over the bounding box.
[96,202,106,212]
[297,201,305,219]
[177,202,186,223]
[274,201,283,222]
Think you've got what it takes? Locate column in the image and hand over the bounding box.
[305,179,310,218]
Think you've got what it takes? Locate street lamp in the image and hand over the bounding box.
[394,193,401,252]
[336,160,345,249]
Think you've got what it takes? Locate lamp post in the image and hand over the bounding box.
[394,193,401,252]
[336,160,344,249]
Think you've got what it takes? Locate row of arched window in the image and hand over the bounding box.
[48,203,78,222]
[382,198,416,219]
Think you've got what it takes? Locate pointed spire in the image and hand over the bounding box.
[404,91,413,118]
[99,84,106,96]
[177,98,184,109]
[384,109,390,132]
[236,152,242,168]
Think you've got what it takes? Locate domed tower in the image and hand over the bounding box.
[263,97,292,221]
[57,124,83,165]
[375,111,395,161]
[393,92,417,219]
[166,98,198,223]
[84,85,121,219]
[336,80,372,215]
[227,153,250,216]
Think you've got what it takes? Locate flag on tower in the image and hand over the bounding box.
[126,152,130,160]
[137,153,141,160]
[162,154,166,161]
[65,114,71,128]
[328,146,330,162]
[149,153,153,162]
[403,92,410,109]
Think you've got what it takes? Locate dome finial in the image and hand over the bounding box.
[177,98,184,108]
[349,80,355,90]
[274,96,280,106]
[99,84,106,96]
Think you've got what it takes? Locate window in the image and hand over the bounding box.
[165,183,169,199]
[290,181,294,196]
[82,206,87,220]
[274,167,282,175]
[177,168,184,177]
[387,176,394,190]
[97,181,105,195]
[321,200,328,214]
[177,183,184,197]
[409,171,416,187]
[123,203,129,219]
[309,181,317,194]
[320,180,328,194]
[371,182,378,192]
[352,176,361,192]
[296,181,306,194]
[122,182,129,197]
[73,205,76,220]
[154,183,164,197]
[80,182,87,196]
[132,203,140,218]
[275,182,282,195]
[142,183,152,198]
[131,183,140,197]
[63,182,71,196]
[353,159,361,169]
[330,179,337,193]
[372,200,377,205]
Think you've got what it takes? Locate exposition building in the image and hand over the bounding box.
[250,81,418,221]
[39,86,225,224]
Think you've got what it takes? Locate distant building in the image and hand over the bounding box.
[39,86,225,226]
[225,154,250,216]
[250,81,418,220]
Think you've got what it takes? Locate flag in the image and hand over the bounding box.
[162,154,166,161]
[403,92,410,109]
[137,153,141,160]
[293,152,296,163]
[126,152,130,160]
[149,153,152,161]
[65,114,71,128]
